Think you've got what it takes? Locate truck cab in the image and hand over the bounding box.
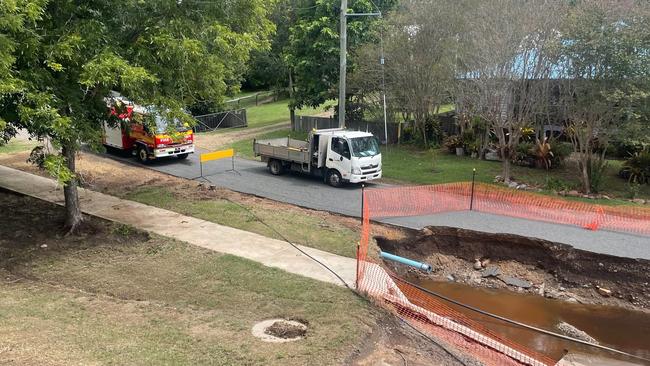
[312,129,382,186]
[254,128,382,187]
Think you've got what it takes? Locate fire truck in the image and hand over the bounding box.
[102,92,195,163]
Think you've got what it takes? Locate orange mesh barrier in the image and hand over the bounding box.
[364,182,650,236]
[357,184,650,365]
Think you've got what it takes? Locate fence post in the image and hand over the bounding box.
[357,183,365,289]
[470,168,476,211]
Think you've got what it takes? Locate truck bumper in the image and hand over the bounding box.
[348,170,382,183]
[154,144,194,158]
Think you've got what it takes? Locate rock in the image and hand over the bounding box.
[482,266,500,278]
[40,244,47,248]
[499,275,532,289]
[538,283,545,296]
[516,184,527,190]
[632,198,646,205]
[559,190,567,196]
[209,185,217,191]
[557,321,599,344]
[601,195,611,200]
[486,152,500,161]
[597,287,612,297]
[494,175,503,182]
[473,260,483,270]
[508,181,519,189]
[446,274,455,282]
[480,258,491,267]
[567,190,580,197]
[598,262,604,267]
[559,287,566,292]
[421,228,434,236]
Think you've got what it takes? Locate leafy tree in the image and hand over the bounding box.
[557,0,650,193]
[285,0,397,110]
[457,0,564,183]
[0,0,273,233]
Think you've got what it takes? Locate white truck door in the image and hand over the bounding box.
[327,137,352,181]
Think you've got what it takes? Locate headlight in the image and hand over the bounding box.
[352,168,362,175]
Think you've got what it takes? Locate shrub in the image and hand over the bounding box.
[545,177,572,192]
[550,141,572,167]
[619,150,650,184]
[609,138,649,159]
[443,135,463,153]
[513,142,535,167]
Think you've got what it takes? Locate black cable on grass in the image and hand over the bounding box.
[224,198,353,289]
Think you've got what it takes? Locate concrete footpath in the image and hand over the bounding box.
[0,165,356,288]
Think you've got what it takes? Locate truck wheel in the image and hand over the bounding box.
[136,145,149,164]
[269,159,283,175]
[327,170,343,187]
[177,153,189,160]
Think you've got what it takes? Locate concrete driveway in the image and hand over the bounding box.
[105,149,650,260]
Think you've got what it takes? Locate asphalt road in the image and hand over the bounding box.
[106,149,650,260]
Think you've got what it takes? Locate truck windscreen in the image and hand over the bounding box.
[350,136,380,157]
[154,115,189,134]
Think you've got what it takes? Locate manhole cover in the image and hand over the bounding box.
[251,319,308,343]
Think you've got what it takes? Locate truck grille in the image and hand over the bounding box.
[361,164,379,174]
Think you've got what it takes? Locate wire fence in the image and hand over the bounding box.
[365,182,650,236]
[357,183,650,365]
[193,109,247,132]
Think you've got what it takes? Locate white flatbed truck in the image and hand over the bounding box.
[253,128,382,187]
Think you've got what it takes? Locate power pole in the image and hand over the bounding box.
[338,0,348,128]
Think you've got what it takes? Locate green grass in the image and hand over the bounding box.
[0,139,37,154]
[245,99,336,128]
[125,185,357,258]
[230,129,308,159]
[0,192,373,365]
[380,146,650,204]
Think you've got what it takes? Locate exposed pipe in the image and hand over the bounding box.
[380,251,432,272]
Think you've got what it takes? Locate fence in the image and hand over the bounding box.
[292,115,400,143]
[224,91,279,109]
[357,183,650,366]
[193,109,247,132]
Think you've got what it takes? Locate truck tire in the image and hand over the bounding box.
[269,159,283,175]
[177,153,189,160]
[327,169,343,187]
[136,145,150,164]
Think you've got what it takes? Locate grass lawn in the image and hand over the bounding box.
[0,191,373,365]
[381,145,650,204]
[245,99,336,128]
[125,185,357,258]
[0,139,37,154]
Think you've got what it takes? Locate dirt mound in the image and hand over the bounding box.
[264,320,307,339]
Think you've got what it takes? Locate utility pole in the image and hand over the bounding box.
[338,0,348,128]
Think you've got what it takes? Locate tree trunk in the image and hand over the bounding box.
[501,145,511,183]
[62,144,83,233]
[580,158,591,194]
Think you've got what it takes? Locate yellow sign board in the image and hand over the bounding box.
[200,148,234,163]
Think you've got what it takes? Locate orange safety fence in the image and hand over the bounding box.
[357,184,650,365]
[364,182,650,236]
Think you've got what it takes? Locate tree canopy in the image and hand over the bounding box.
[0,0,273,231]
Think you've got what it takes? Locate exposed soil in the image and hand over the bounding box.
[377,226,650,312]
[346,311,479,366]
[264,320,307,339]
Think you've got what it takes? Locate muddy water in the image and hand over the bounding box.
[409,278,650,363]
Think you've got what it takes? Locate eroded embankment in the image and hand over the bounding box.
[376,226,650,311]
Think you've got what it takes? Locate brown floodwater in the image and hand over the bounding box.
[408,278,650,364]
